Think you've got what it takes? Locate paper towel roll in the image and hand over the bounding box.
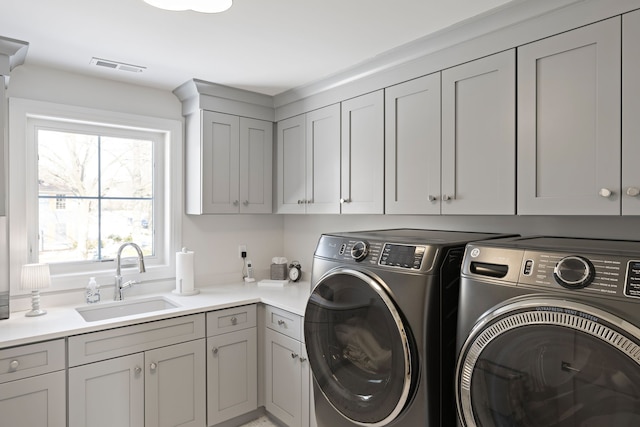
[174,247,199,295]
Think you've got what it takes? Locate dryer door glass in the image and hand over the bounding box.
[457,299,640,427]
[304,268,417,426]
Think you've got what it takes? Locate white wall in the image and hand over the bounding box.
[7,64,285,296]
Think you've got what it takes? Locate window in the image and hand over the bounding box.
[9,98,182,292]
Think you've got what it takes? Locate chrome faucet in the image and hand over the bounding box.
[114,242,146,301]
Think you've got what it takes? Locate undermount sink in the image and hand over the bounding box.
[76,296,180,322]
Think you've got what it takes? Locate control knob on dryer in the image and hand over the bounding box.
[553,256,595,289]
[350,241,369,262]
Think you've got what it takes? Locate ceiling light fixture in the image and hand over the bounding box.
[143,0,232,13]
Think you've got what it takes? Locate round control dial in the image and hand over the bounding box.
[350,241,369,262]
[553,256,595,289]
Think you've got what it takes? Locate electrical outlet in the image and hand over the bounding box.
[238,244,247,258]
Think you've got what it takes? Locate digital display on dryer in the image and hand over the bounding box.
[379,244,425,269]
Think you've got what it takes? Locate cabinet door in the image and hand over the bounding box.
[265,328,307,427]
[385,74,441,214]
[0,371,65,427]
[202,111,241,214]
[145,339,206,427]
[341,90,384,214]
[69,353,144,427]
[306,104,341,214]
[442,50,516,215]
[517,18,621,215]
[240,118,273,214]
[207,328,258,425]
[623,10,640,215]
[276,114,306,213]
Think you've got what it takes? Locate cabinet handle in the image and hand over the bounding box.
[230,316,237,325]
[134,366,142,375]
[243,200,249,206]
[277,319,286,327]
[428,195,436,202]
[626,187,640,197]
[297,199,303,204]
[233,200,239,206]
[9,360,19,370]
[299,356,307,363]
[598,188,613,198]
[212,347,219,355]
[149,362,157,372]
[340,198,351,204]
[291,353,299,359]
[442,194,452,201]
[307,199,313,204]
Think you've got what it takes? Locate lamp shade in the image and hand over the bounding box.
[21,263,51,291]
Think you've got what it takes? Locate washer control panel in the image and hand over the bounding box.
[519,251,640,299]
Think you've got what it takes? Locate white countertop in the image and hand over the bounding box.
[0,281,312,349]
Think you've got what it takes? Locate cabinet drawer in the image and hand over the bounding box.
[207,304,256,336]
[68,313,205,367]
[265,305,302,341]
[0,339,65,384]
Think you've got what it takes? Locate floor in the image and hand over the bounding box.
[239,415,279,427]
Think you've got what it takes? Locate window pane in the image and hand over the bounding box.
[101,136,153,198]
[39,198,98,263]
[100,199,153,259]
[38,130,99,197]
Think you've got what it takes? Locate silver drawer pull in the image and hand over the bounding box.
[9,360,19,370]
[291,353,298,359]
[149,362,157,372]
[277,319,286,327]
[212,347,219,355]
[134,366,142,375]
[599,188,613,198]
[230,316,238,325]
[299,356,307,363]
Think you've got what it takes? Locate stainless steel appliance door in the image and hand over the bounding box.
[456,297,640,426]
[304,267,418,426]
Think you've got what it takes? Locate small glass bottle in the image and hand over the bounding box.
[86,277,101,304]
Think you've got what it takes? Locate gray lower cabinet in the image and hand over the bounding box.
[517,17,621,215]
[68,314,206,427]
[206,305,258,426]
[263,306,310,427]
[0,339,66,427]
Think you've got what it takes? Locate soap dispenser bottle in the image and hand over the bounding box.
[86,277,100,304]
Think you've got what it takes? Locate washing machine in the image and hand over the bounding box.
[455,236,640,426]
[304,229,512,427]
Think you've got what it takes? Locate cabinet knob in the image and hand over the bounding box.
[340,198,351,204]
[233,200,239,206]
[243,200,249,206]
[428,195,436,202]
[212,347,219,355]
[230,316,237,325]
[291,353,299,359]
[9,360,19,370]
[598,188,613,198]
[134,366,142,375]
[149,362,157,372]
[626,187,640,197]
[277,319,286,327]
[299,356,307,363]
[442,194,452,201]
[297,200,303,204]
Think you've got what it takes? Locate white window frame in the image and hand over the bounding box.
[9,98,183,294]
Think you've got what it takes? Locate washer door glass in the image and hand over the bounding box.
[304,268,417,426]
[456,298,640,427]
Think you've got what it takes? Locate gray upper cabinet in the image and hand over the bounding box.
[186,111,273,214]
[623,10,640,215]
[517,18,621,215]
[276,114,306,214]
[341,91,384,214]
[385,73,441,215]
[441,50,516,215]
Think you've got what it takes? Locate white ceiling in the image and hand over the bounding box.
[2,0,514,96]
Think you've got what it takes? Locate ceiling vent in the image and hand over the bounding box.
[90,57,146,73]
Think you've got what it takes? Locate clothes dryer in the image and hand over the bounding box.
[304,229,512,427]
[456,236,640,426]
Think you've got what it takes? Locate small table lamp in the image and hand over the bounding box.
[21,263,51,317]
